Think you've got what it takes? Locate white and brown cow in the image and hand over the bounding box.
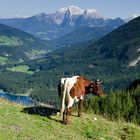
[58,76,103,124]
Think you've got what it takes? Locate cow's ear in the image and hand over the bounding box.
[96,79,101,84]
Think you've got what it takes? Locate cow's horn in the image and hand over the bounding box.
[96,79,101,84]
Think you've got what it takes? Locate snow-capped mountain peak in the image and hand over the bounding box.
[33,5,124,27]
[84,8,98,14]
[83,8,102,18]
[57,5,102,18]
[57,5,83,16]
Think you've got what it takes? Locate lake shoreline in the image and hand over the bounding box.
[0,91,33,106]
[0,89,29,96]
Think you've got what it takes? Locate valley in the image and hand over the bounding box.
[0,15,140,104]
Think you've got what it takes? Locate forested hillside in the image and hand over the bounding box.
[51,26,113,48]
[84,86,140,125]
[0,23,51,63]
[0,23,51,96]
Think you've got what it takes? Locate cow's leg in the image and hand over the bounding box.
[65,94,74,121]
[63,91,74,124]
[78,99,83,117]
[69,107,72,115]
[63,108,70,124]
[63,109,66,124]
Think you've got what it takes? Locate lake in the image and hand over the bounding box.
[0,91,33,106]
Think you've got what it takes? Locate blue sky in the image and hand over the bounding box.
[0,0,139,18]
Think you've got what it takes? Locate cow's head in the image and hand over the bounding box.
[89,79,103,96]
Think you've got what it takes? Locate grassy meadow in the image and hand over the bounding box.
[0,99,140,140]
[0,36,23,46]
[7,65,34,75]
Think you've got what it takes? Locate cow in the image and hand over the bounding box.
[58,76,103,124]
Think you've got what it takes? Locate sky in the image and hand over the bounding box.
[0,0,139,19]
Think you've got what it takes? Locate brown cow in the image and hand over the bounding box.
[58,76,103,124]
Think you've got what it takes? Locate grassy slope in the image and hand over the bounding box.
[7,65,34,75]
[0,56,8,64]
[0,99,140,140]
[0,36,23,46]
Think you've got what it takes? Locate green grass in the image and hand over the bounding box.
[0,36,23,46]
[7,65,34,74]
[0,56,8,65]
[0,99,140,140]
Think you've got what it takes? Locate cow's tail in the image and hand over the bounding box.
[58,82,63,115]
[58,83,61,98]
[60,79,67,116]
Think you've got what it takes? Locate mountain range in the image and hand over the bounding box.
[30,16,140,91]
[0,5,126,40]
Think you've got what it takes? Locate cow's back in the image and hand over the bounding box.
[70,77,90,100]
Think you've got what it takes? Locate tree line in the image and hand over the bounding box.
[83,86,140,125]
